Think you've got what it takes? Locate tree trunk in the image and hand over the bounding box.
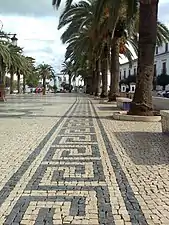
[17,72,21,94]
[100,45,108,98]
[86,76,92,94]
[95,60,101,96]
[90,70,96,95]
[10,71,14,94]
[0,60,6,101]
[108,38,120,102]
[43,77,46,95]
[100,59,108,98]
[23,74,26,94]
[129,0,159,116]
[68,73,71,93]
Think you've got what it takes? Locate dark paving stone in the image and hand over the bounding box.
[25,161,105,189]
[43,144,100,161]
[52,134,97,145]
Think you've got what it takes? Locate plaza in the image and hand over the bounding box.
[0,94,168,224]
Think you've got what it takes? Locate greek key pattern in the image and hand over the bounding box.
[4,99,114,225]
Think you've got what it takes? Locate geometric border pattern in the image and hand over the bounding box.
[3,99,115,225]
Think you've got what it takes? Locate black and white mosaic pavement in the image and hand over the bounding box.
[1,97,149,225]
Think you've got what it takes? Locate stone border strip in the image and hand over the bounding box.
[90,100,149,225]
[0,97,78,208]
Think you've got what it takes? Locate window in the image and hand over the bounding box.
[162,62,167,74]
[128,69,131,76]
[156,47,158,54]
[166,43,168,52]
[124,70,126,79]
[134,67,137,75]
[131,86,135,92]
[154,64,156,76]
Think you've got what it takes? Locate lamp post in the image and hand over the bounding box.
[11,34,18,46]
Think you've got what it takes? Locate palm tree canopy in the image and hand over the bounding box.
[52,0,73,9]
[37,63,55,79]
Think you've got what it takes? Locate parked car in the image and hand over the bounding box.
[163,91,169,98]
[157,91,166,97]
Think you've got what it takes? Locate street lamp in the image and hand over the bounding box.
[11,34,18,46]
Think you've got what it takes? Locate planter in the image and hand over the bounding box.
[161,110,169,134]
[116,97,132,111]
[112,111,161,122]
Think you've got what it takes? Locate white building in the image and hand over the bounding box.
[120,43,169,80]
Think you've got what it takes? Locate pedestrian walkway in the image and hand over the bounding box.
[0,94,169,224]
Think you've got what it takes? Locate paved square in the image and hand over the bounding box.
[0,94,169,225]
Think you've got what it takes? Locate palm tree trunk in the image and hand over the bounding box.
[10,71,14,94]
[100,45,108,98]
[43,77,46,95]
[68,73,71,93]
[17,72,21,94]
[95,59,101,96]
[108,38,119,102]
[129,0,158,116]
[90,70,96,95]
[100,59,108,98]
[0,69,6,101]
[86,76,92,94]
[23,74,26,94]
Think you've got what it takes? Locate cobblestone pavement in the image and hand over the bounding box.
[0,94,169,225]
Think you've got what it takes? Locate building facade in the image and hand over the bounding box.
[120,43,169,81]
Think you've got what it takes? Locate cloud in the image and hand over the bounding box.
[159,2,169,23]
[0,0,169,75]
[0,14,66,72]
[0,0,63,17]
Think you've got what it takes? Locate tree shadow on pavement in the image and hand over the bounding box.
[114,131,169,165]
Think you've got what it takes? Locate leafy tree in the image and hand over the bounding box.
[157,73,169,91]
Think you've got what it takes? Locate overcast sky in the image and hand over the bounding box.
[0,0,169,73]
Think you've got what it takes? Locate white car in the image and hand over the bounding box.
[157,91,166,97]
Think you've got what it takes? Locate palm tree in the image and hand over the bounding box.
[93,0,167,114]
[37,64,54,95]
[58,0,108,96]
[129,0,159,115]
[61,61,73,93]
[52,0,73,9]
[0,29,36,98]
[57,0,168,110]
[7,44,24,94]
[58,0,136,98]
[22,57,35,94]
[0,41,11,84]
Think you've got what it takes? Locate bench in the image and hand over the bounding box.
[116,97,132,111]
[161,110,169,134]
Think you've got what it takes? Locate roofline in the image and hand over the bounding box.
[120,51,169,66]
